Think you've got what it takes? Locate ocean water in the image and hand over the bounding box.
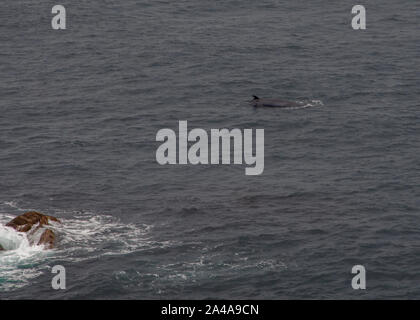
[0,0,419,299]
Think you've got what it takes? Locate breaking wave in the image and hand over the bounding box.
[0,221,48,291]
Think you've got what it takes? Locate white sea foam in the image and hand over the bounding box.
[0,224,31,252]
[0,222,48,291]
[54,211,158,260]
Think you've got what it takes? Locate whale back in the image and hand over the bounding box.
[251,96,298,108]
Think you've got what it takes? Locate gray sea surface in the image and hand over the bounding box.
[0,0,419,299]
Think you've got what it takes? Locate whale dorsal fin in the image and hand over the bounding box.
[252,95,260,100]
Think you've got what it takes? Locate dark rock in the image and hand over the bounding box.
[6,211,60,231]
[38,229,56,249]
[6,211,61,249]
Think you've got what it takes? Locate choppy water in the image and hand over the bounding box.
[0,0,419,299]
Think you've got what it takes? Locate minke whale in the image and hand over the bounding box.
[251,95,299,108]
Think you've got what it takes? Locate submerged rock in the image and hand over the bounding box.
[0,244,4,251]
[5,211,61,249]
